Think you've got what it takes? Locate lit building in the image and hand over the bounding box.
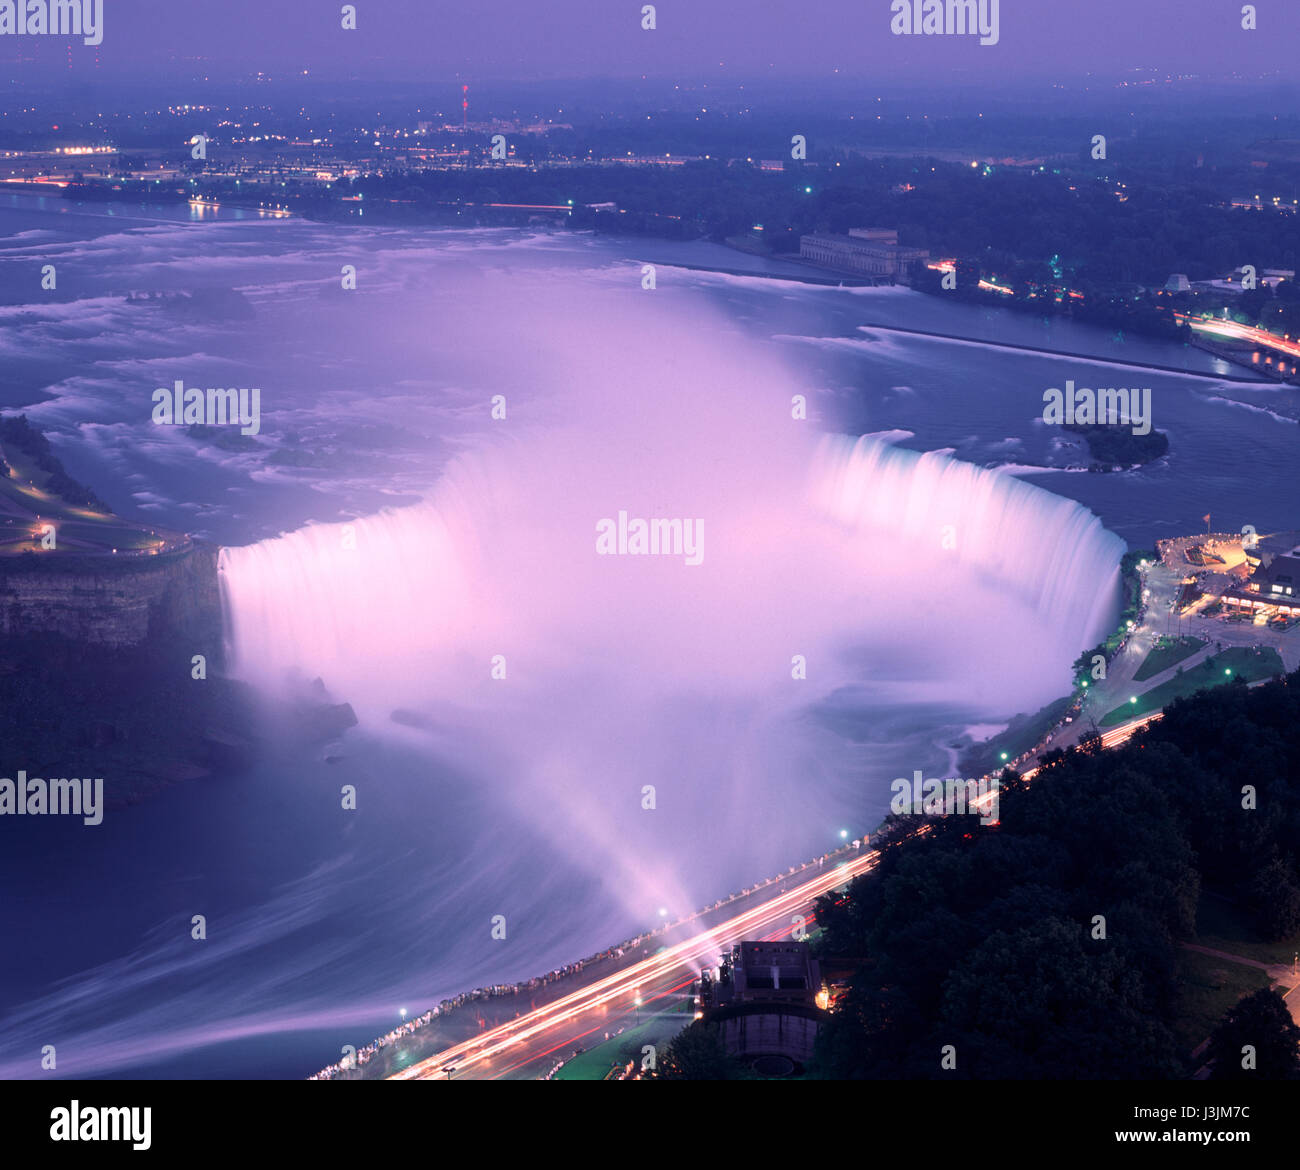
[693,940,828,1076]
[799,228,929,278]
[1219,544,1300,619]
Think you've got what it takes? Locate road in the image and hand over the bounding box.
[1175,312,1300,364]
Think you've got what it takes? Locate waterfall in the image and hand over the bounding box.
[219,434,1122,717]
[809,434,1123,649]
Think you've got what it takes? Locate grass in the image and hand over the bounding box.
[1132,636,1207,682]
[1100,647,1286,726]
[551,1006,692,1081]
[1194,891,1300,969]
[1172,947,1271,1060]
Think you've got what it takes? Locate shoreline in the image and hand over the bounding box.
[851,321,1275,383]
[663,253,1281,384]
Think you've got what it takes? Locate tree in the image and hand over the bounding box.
[1207,989,1300,1080]
[1249,857,1300,941]
[655,1022,755,1080]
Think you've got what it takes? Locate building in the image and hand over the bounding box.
[1219,586,1300,620]
[1218,541,1300,621]
[693,940,828,1076]
[799,228,929,278]
[1253,554,1300,598]
[1164,273,1191,292]
[848,228,899,243]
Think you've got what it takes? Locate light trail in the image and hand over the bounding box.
[1175,312,1300,362]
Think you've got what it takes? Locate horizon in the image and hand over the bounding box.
[0,0,1296,84]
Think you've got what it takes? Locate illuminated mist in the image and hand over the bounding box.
[219,281,1124,923]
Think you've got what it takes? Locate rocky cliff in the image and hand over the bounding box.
[0,541,356,808]
[0,542,222,653]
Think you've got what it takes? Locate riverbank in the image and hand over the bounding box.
[852,321,1273,383]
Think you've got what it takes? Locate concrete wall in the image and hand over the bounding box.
[717,1010,821,1063]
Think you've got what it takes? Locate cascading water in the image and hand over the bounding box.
[220,435,1122,720]
[810,433,1124,648]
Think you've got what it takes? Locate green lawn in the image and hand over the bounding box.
[1100,647,1286,726]
[1132,637,1207,682]
[1194,891,1300,969]
[551,1006,692,1081]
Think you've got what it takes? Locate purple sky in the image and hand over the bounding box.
[9,0,1298,83]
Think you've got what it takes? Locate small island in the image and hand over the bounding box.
[1062,422,1170,471]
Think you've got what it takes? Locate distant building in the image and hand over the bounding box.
[1164,273,1191,292]
[799,229,929,278]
